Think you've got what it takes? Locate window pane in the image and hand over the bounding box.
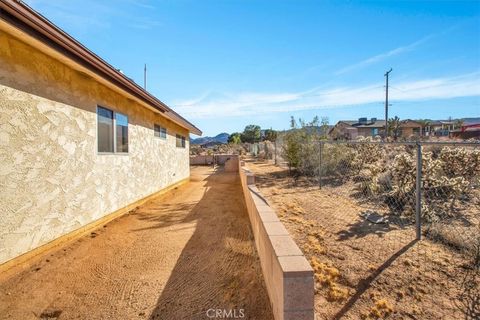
[160,127,167,139]
[176,134,186,148]
[116,112,128,153]
[154,124,160,137]
[176,134,181,147]
[97,106,113,152]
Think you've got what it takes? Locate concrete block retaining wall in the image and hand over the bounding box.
[239,161,314,320]
[190,155,214,165]
[224,156,239,172]
[190,154,240,166]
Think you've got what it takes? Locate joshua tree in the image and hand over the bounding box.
[388,116,402,140]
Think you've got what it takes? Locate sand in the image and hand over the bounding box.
[0,166,273,320]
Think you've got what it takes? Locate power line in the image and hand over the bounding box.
[389,86,407,93]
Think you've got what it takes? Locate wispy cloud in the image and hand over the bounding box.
[175,91,213,107]
[334,35,433,75]
[173,72,480,119]
[24,0,162,33]
[125,0,156,10]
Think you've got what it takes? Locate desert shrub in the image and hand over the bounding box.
[381,147,479,222]
[282,129,302,174]
[422,148,479,220]
[282,116,323,176]
[319,142,480,223]
[321,143,356,178]
[350,137,385,173]
[385,152,416,213]
[299,138,320,176]
[280,113,479,225]
[438,146,480,180]
[263,141,274,160]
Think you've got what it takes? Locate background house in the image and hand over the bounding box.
[329,118,385,140]
[0,2,201,265]
[449,118,480,139]
[329,118,423,140]
[423,120,457,136]
[396,120,423,137]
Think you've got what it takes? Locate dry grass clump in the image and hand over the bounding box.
[287,215,307,225]
[269,187,280,195]
[310,257,349,302]
[278,199,349,302]
[285,201,305,215]
[361,298,394,319]
[304,235,325,255]
[326,284,349,302]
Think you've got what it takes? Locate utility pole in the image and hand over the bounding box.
[144,64,147,90]
[384,68,392,139]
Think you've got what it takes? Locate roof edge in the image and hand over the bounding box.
[0,0,202,135]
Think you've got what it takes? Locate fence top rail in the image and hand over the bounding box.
[317,140,480,146]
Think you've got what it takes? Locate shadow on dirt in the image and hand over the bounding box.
[141,167,273,320]
[332,239,419,320]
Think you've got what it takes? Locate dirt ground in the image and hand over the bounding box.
[247,160,479,320]
[0,166,273,320]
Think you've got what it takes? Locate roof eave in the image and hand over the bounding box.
[0,0,202,136]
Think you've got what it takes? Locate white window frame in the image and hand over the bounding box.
[176,134,186,148]
[154,124,167,139]
[97,105,129,155]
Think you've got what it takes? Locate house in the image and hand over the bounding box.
[396,119,423,137]
[0,2,201,266]
[329,118,385,140]
[449,121,480,140]
[329,118,423,140]
[423,120,457,136]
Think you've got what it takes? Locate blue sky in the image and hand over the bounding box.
[26,0,480,136]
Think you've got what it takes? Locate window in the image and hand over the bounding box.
[97,106,128,153]
[97,106,114,152]
[372,128,379,136]
[115,112,128,153]
[154,124,167,139]
[176,134,186,148]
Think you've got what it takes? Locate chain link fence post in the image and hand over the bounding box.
[274,139,277,165]
[415,142,422,240]
[319,140,323,189]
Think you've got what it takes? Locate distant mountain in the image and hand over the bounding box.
[191,132,229,145]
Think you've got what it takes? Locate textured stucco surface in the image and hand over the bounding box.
[0,29,190,264]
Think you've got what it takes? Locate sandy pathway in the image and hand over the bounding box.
[0,166,272,320]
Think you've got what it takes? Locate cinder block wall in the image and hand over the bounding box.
[189,154,239,166]
[0,28,190,265]
[190,155,214,165]
[238,161,314,320]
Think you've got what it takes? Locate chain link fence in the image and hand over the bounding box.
[317,141,480,251]
[249,138,287,167]
[249,139,480,319]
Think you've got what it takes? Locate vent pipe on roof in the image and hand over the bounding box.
[144,64,147,91]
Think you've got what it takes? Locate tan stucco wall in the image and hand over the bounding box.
[400,123,422,137]
[0,29,190,264]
